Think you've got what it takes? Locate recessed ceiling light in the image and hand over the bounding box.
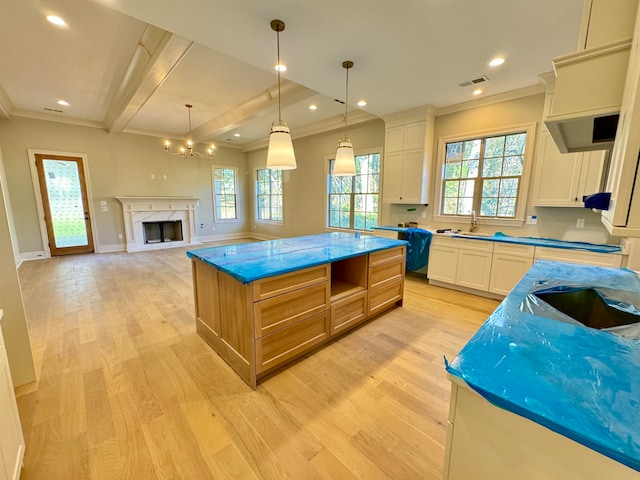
[46,15,67,27]
[275,64,287,72]
[473,89,483,95]
[57,100,69,106]
[308,104,318,111]
[234,133,241,137]
[357,100,367,107]
[489,57,505,67]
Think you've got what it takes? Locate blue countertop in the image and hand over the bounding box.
[446,260,640,472]
[374,226,622,254]
[186,232,408,284]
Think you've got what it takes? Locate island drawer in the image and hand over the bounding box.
[369,246,406,267]
[368,259,404,290]
[330,291,368,336]
[254,281,330,338]
[252,264,330,301]
[368,278,403,316]
[256,311,329,374]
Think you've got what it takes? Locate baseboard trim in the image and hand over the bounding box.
[96,244,126,253]
[17,251,47,267]
[198,232,273,243]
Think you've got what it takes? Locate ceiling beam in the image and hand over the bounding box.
[191,80,317,142]
[104,25,193,133]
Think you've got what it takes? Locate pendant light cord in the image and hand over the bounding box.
[276,29,282,123]
[344,66,349,140]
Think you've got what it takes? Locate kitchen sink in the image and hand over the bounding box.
[534,287,640,329]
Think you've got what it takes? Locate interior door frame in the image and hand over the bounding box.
[27,149,99,258]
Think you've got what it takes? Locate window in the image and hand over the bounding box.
[256,168,283,222]
[440,130,529,219]
[327,151,380,230]
[213,167,238,220]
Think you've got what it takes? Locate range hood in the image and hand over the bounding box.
[544,38,631,153]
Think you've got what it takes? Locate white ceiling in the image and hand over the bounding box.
[0,0,585,151]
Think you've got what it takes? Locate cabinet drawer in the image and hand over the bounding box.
[368,260,404,290]
[534,247,623,268]
[330,291,368,336]
[369,246,406,267]
[454,238,494,252]
[493,242,535,257]
[368,279,403,316]
[254,282,330,338]
[252,264,330,301]
[256,311,329,374]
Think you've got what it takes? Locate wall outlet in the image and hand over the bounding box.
[199,223,204,229]
[526,215,538,225]
[163,174,167,180]
[151,174,155,179]
[421,210,427,219]
[118,233,123,239]
[212,226,216,231]
[577,218,585,228]
[100,206,108,212]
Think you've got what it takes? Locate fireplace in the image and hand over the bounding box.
[116,196,200,252]
[143,220,183,244]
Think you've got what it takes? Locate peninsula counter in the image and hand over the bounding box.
[187,233,407,389]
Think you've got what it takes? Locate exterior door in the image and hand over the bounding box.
[34,154,94,255]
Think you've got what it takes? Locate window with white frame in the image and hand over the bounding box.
[213,167,238,220]
[256,168,283,222]
[438,127,533,221]
[327,151,380,230]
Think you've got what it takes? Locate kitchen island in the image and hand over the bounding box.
[187,233,407,389]
[444,260,640,479]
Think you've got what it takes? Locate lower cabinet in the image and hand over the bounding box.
[0,314,25,480]
[489,244,535,296]
[428,237,625,298]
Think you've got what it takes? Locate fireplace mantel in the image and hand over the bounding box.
[116,196,200,252]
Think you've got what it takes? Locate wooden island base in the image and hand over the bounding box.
[191,244,406,389]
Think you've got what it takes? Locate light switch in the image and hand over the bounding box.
[99,200,107,206]
[101,206,108,212]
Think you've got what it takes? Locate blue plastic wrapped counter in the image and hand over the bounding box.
[446,259,640,472]
[186,232,409,284]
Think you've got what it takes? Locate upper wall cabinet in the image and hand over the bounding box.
[382,109,435,205]
[577,0,638,50]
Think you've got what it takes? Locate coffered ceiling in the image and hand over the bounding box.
[0,0,585,151]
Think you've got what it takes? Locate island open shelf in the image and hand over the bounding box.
[187,233,407,389]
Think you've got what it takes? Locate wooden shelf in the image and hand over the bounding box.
[330,282,366,302]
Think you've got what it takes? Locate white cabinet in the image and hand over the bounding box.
[489,243,535,296]
[534,246,624,268]
[383,120,430,204]
[531,131,607,207]
[0,311,25,480]
[428,237,493,291]
[577,0,638,50]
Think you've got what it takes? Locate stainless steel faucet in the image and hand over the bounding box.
[470,210,477,232]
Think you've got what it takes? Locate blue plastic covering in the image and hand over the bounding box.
[450,231,622,253]
[404,228,432,271]
[445,260,640,472]
[186,232,408,284]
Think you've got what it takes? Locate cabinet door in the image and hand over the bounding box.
[456,249,492,291]
[531,132,582,206]
[576,150,606,203]
[385,125,405,153]
[0,350,24,480]
[382,151,403,202]
[399,149,426,203]
[404,121,426,150]
[428,245,458,284]
[489,254,533,296]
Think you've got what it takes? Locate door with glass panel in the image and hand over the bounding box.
[34,154,94,255]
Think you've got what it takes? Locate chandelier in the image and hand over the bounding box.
[164,104,216,159]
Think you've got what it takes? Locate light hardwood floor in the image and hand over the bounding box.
[15,241,499,479]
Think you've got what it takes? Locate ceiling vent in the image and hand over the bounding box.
[43,107,63,113]
[459,75,489,88]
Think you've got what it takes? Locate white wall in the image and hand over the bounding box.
[0,144,36,387]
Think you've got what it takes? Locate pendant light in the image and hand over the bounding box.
[266,19,296,170]
[164,104,216,158]
[333,60,356,176]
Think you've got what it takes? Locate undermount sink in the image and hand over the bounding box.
[534,288,640,330]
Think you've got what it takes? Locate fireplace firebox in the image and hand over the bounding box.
[143,220,183,244]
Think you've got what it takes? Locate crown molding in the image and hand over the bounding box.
[11,110,105,129]
[434,84,545,117]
